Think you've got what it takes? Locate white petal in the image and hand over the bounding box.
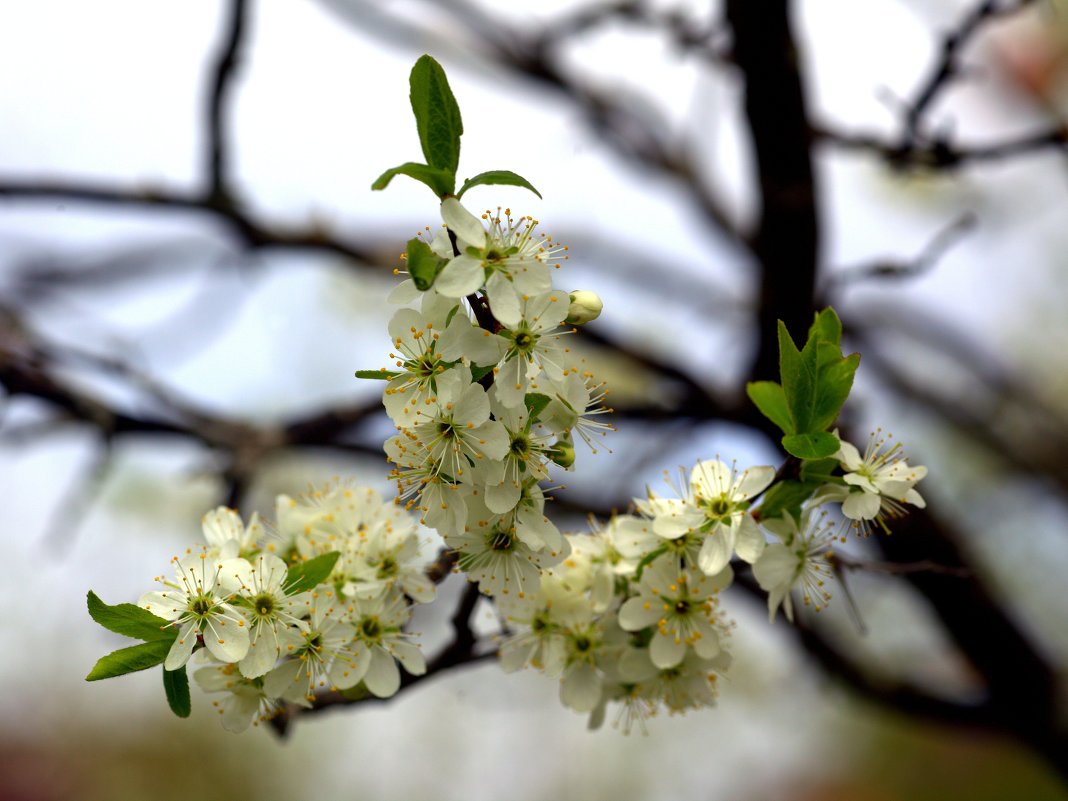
[441,197,487,248]
[263,659,303,699]
[732,465,775,500]
[363,648,402,698]
[486,272,521,328]
[164,621,199,670]
[906,488,926,508]
[485,480,521,514]
[835,439,863,471]
[203,615,250,663]
[697,528,734,576]
[691,460,731,498]
[390,641,427,676]
[238,628,279,678]
[842,490,881,520]
[734,517,766,563]
[651,507,703,540]
[560,662,602,713]
[138,591,183,622]
[435,255,485,298]
[220,691,261,733]
[649,631,686,669]
[618,596,661,631]
[387,279,421,304]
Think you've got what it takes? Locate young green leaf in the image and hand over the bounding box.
[355,369,401,380]
[405,237,449,291]
[808,307,843,347]
[777,320,816,433]
[746,380,794,435]
[87,590,176,643]
[799,456,841,484]
[757,480,816,523]
[524,392,552,421]
[86,640,172,681]
[285,551,341,594]
[809,343,860,432]
[782,431,840,460]
[457,170,542,200]
[163,666,191,718]
[371,162,454,198]
[409,55,463,175]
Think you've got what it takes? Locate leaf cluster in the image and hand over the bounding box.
[371,55,540,203]
[747,308,859,460]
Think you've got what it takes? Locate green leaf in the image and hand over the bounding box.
[409,55,463,175]
[799,457,840,483]
[163,666,191,718]
[810,348,860,432]
[746,381,794,434]
[777,321,814,433]
[757,480,817,522]
[86,640,171,681]
[371,162,454,197]
[782,431,840,460]
[808,307,842,347]
[457,170,542,199]
[405,237,449,291]
[87,591,176,643]
[355,369,401,380]
[285,551,341,594]
[470,363,494,383]
[524,393,552,420]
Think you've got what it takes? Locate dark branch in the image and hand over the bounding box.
[206,0,249,203]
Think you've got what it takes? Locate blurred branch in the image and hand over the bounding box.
[903,0,1039,142]
[824,213,977,292]
[207,0,248,204]
[814,0,1061,170]
[815,122,1068,170]
[0,178,380,265]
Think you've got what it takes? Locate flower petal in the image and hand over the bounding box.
[441,198,487,248]
[435,255,485,298]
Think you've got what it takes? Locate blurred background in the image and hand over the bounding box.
[2,0,1068,799]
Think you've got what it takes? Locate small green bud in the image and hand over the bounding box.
[549,436,576,469]
[565,290,603,325]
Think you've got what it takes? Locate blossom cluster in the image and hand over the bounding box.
[138,485,431,732]
[493,432,927,731]
[380,199,612,601]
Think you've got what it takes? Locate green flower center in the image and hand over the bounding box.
[488,528,515,552]
[189,595,214,617]
[377,557,398,580]
[252,592,276,617]
[359,617,382,641]
[512,330,537,353]
[509,433,530,458]
[707,497,732,517]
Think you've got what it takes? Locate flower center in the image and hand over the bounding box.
[509,433,530,459]
[359,617,382,641]
[189,594,215,618]
[252,592,275,618]
[376,557,398,579]
[488,528,516,552]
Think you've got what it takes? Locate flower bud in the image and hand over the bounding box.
[565,291,603,325]
[548,436,576,469]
